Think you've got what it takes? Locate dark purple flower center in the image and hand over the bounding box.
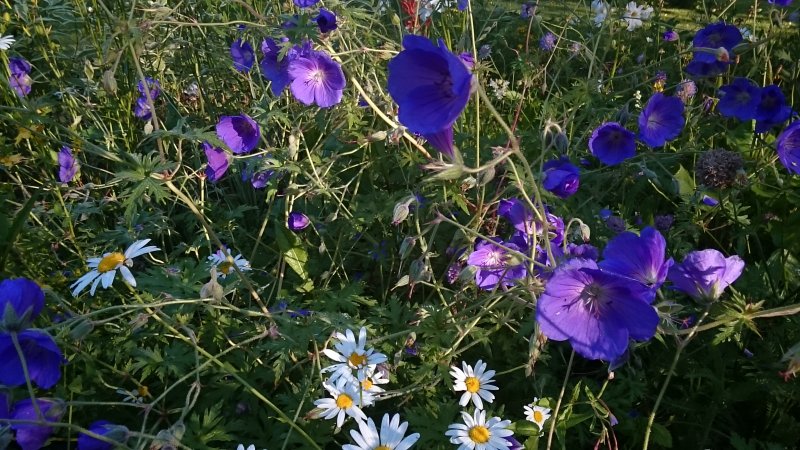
[233,118,254,136]
[578,282,607,317]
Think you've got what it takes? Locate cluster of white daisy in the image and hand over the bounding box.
[446,360,552,449]
[314,327,420,449]
[591,1,653,31]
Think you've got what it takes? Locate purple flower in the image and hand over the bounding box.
[316,8,337,33]
[638,93,685,148]
[769,0,793,6]
[467,238,527,290]
[77,421,130,450]
[10,398,65,450]
[504,436,524,449]
[663,29,678,41]
[676,79,697,103]
[542,157,580,198]
[293,0,319,7]
[8,56,33,97]
[685,22,742,77]
[287,48,346,108]
[654,214,674,232]
[260,38,295,95]
[701,194,719,206]
[775,120,800,174]
[287,211,310,231]
[755,85,792,132]
[202,142,229,182]
[0,277,45,329]
[606,215,627,233]
[521,2,535,18]
[717,78,761,121]
[216,114,260,154]
[0,329,64,389]
[133,97,153,120]
[497,199,564,245]
[667,249,744,301]
[458,0,469,11]
[1,389,9,420]
[589,122,637,165]
[136,77,161,99]
[539,32,557,51]
[599,227,673,300]
[459,52,475,70]
[387,35,473,138]
[421,126,456,157]
[230,39,255,72]
[58,146,79,183]
[536,258,659,361]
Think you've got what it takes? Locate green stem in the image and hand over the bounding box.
[546,350,575,450]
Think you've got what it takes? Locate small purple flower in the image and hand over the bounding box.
[293,0,319,7]
[676,79,697,103]
[133,97,153,120]
[667,249,744,301]
[467,238,527,290]
[717,78,761,121]
[663,29,678,41]
[287,48,346,108]
[0,329,64,389]
[542,157,580,198]
[10,398,65,450]
[768,0,793,6]
[606,215,627,233]
[446,262,462,284]
[202,142,229,182]
[638,93,685,148]
[504,436,524,449]
[58,146,79,183]
[589,122,637,165]
[701,194,719,207]
[216,114,260,154]
[497,199,564,245]
[136,77,161,99]
[654,214,674,232]
[316,8,337,33]
[77,421,130,450]
[599,226,673,300]
[0,277,45,329]
[230,39,255,72]
[599,208,613,220]
[287,211,310,231]
[539,32,557,51]
[8,56,33,97]
[521,2,535,18]
[776,120,800,174]
[260,38,295,96]
[685,22,742,77]
[536,258,659,361]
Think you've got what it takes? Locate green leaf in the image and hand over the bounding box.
[673,165,696,200]
[274,223,310,282]
[651,423,673,448]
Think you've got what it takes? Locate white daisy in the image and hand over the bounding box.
[71,239,160,296]
[322,327,388,382]
[445,409,514,450]
[341,365,391,395]
[622,2,653,31]
[450,360,499,410]
[0,35,15,51]
[591,0,609,27]
[208,247,251,278]
[236,445,262,450]
[343,413,420,450]
[523,398,552,431]
[313,378,373,429]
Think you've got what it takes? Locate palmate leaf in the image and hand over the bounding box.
[115,151,176,222]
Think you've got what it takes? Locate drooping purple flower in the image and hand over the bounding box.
[260,38,295,96]
[0,329,64,389]
[536,258,659,361]
[755,85,792,132]
[663,29,678,41]
[717,78,761,121]
[542,157,580,198]
[293,0,319,7]
[77,420,130,450]
[8,56,33,97]
[0,277,45,329]
[599,227,673,300]
[776,120,800,174]
[216,114,260,154]
[287,48,346,108]
[133,97,152,120]
[10,398,65,450]
[202,142,229,182]
[230,39,255,72]
[667,249,744,301]
[685,22,742,77]
[467,238,527,290]
[387,35,473,135]
[589,122,637,165]
[421,125,455,157]
[58,146,79,183]
[638,92,685,148]
[539,32,557,51]
[315,8,337,33]
[287,211,310,231]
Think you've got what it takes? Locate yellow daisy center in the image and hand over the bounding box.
[465,376,481,393]
[361,379,373,390]
[534,410,544,423]
[348,352,367,367]
[376,446,391,450]
[335,393,353,409]
[98,252,125,273]
[218,261,234,275]
[468,425,490,444]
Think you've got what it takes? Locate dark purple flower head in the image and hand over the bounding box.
[638,93,685,148]
[467,238,527,290]
[202,142,229,182]
[136,77,161,99]
[8,56,33,97]
[0,277,45,329]
[755,85,792,132]
[685,22,742,77]
[315,8,337,33]
[0,329,64,389]
[293,0,319,7]
[542,157,580,198]
[387,35,473,135]
[663,29,678,41]
[667,249,744,301]
[287,211,310,231]
[216,114,260,154]
[230,39,255,72]
[10,398,65,450]
[536,258,659,361]
[606,215,627,233]
[589,122,637,165]
[775,120,800,174]
[77,421,130,450]
[676,79,697,103]
[58,146,79,184]
[132,97,151,120]
[287,48,346,108]
[521,2,535,18]
[260,38,295,96]
[717,78,761,120]
[599,226,673,300]
[540,32,557,51]
[654,214,674,232]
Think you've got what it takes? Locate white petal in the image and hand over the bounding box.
[119,265,137,286]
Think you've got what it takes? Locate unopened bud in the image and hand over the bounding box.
[399,236,416,259]
[715,46,730,62]
[102,70,118,94]
[69,319,95,341]
[200,268,224,302]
